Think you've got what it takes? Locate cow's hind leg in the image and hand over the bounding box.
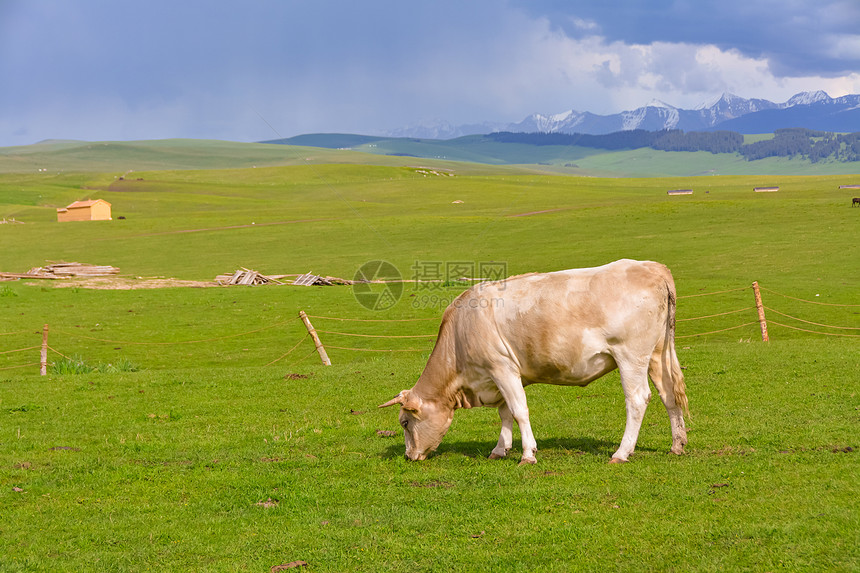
[489,402,513,460]
[611,358,652,463]
[649,348,688,455]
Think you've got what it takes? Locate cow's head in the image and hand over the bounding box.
[378,389,453,460]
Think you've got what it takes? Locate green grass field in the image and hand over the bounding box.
[1,140,858,571]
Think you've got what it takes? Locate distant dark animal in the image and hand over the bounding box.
[853,197,860,207]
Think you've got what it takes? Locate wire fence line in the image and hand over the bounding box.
[768,321,860,338]
[306,283,859,353]
[326,345,431,353]
[305,314,438,322]
[0,330,34,337]
[0,346,40,355]
[760,286,860,307]
[0,317,311,374]
[763,307,860,330]
[675,307,754,322]
[316,330,437,339]
[0,362,40,372]
[264,332,311,367]
[677,286,749,299]
[676,322,761,339]
[51,317,301,346]
[1,283,857,373]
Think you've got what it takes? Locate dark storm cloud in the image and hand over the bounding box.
[514,0,860,77]
[1,0,858,146]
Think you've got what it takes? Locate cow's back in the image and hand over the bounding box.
[448,259,674,385]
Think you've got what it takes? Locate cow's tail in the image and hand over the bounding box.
[666,283,690,419]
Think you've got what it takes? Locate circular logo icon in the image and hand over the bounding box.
[352,260,403,311]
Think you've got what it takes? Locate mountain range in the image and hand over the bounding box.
[386,91,860,138]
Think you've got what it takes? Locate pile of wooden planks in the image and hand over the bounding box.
[0,261,120,280]
[34,262,120,277]
[215,268,286,286]
[214,269,360,286]
[293,272,358,286]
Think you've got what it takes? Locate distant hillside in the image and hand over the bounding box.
[0,138,382,173]
[271,128,860,170]
[2,134,859,179]
[708,102,860,134]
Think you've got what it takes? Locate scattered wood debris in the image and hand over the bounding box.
[293,272,359,286]
[36,262,120,277]
[214,269,362,286]
[215,268,286,286]
[0,261,120,280]
[0,218,25,224]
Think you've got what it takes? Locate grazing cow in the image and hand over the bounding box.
[380,259,689,464]
[852,197,860,207]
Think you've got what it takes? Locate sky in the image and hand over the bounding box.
[2,0,860,147]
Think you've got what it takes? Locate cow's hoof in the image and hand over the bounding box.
[608,457,627,464]
[518,457,537,466]
[488,452,506,460]
[671,445,686,455]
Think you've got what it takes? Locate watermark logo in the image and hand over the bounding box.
[410,260,507,290]
[352,260,403,310]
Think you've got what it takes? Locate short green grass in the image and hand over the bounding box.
[0,145,858,571]
[1,340,857,571]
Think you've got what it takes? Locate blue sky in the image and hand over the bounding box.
[2,0,859,146]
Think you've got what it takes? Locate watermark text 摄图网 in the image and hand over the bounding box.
[410,260,507,290]
[352,260,508,311]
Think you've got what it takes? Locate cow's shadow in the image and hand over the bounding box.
[379,435,659,461]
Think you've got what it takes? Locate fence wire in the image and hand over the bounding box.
[3,283,857,373]
[764,306,860,330]
[760,286,860,307]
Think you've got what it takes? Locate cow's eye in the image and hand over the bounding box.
[400,419,409,429]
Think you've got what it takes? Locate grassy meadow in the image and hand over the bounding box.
[1,140,858,571]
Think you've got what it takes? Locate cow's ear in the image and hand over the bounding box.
[378,390,408,408]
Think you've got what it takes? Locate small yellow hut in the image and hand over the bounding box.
[57,199,112,222]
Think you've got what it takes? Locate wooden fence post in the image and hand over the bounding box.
[299,311,331,366]
[752,282,769,342]
[40,324,49,375]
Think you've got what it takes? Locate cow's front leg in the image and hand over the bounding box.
[492,369,537,464]
[489,402,513,459]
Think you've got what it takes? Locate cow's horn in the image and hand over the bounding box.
[378,392,405,408]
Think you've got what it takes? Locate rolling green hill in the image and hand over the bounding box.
[4,136,859,178]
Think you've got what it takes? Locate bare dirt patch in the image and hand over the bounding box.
[49,277,218,290]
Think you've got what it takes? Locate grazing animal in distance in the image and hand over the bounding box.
[852,197,860,207]
[380,259,689,464]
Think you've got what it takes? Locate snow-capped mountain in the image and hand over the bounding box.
[783,90,832,107]
[386,91,860,138]
[695,93,777,125]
